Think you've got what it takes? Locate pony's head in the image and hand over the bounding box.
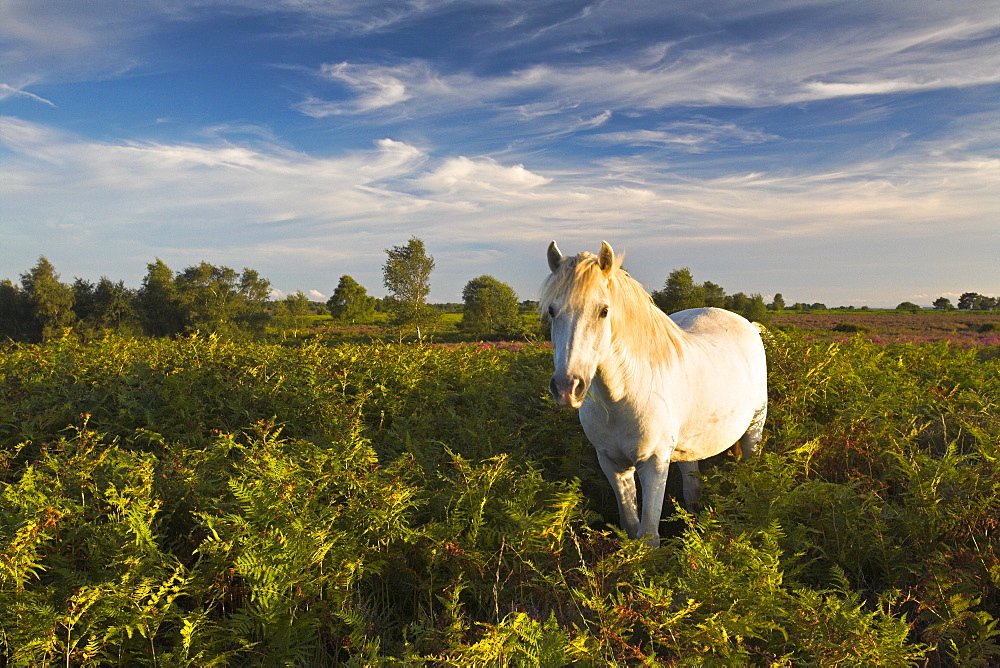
[539,240,623,408]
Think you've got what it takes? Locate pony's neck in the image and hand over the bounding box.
[597,277,686,402]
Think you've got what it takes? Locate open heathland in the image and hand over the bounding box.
[1,332,999,665]
[770,311,1000,346]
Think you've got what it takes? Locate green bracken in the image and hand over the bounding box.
[0,330,997,665]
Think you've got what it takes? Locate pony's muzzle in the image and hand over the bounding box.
[549,375,587,409]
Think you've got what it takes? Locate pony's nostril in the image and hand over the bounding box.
[549,376,560,397]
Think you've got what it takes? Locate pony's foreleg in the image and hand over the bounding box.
[596,452,640,540]
[635,457,671,547]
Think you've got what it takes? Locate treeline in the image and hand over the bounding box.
[1,257,274,343]
[654,268,1000,316]
[933,293,1000,311]
[0,246,535,344]
[8,244,984,345]
[0,255,768,345]
[650,267,772,321]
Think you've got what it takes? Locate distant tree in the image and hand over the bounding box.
[701,281,727,308]
[284,291,312,316]
[327,275,377,323]
[20,256,76,341]
[382,237,438,340]
[721,291,767,322]
[769,293,786,311]
[73,277,140,335]
[652,269,768,322]
[725,292,750,315]
[72,278,98,321]
[0,279,32,341]
[136,260,271,338]
[459,275,522,338]
[274,291,313,331]
[810,303,827,311]
[239,268,272,308]
[975,295,998,311]
[958,292,981,310]
[138,258,185,337]
[957,292,998,311]
[896,301,921,313]
[742,293,769,323]
[652,268,703,313]
[932,297,955,311]
[174,262,271,336]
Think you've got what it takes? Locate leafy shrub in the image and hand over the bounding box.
[0,331,998,663]
[832,321,872,333]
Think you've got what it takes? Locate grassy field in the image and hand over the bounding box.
[1,330,998,664]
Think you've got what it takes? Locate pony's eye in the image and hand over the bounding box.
[548,305,556,318]
[599,306,609,318]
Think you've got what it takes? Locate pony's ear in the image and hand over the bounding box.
[598,241,615,275]
[547,241,563,272]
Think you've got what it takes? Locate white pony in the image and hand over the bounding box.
[541,241,767,546]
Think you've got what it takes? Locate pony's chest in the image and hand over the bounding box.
[578,400,665,461]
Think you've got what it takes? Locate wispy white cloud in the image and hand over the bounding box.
[588,119,776,152]
[6,113,996,301]
[290,1,1000,126]
[298,34,998,136]
[6,0,999,96]
[298,62,418,115]
[0,83,56,106]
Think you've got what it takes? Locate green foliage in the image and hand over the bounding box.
[327,275,378,324]
[137,258,185,337]
[729,291,769,323]
[0,331,998,663]
[281,290,312,317]
[20,256,76,341]
[770,292,786,311]
[702,280,727,308]
[959,292,999,311]
[383,237,438,340]
[73,276,142,338]
[934,296,956,311]
[652,267,701,313]
[271,290,315,334]
[832,321,871,333]
[173,262,271,337]
[652,267,768,323]
[2,257,277,343]
[0,278,33,341]
[459,275,523,339]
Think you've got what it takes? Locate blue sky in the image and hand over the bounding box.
[2,1,998,306]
